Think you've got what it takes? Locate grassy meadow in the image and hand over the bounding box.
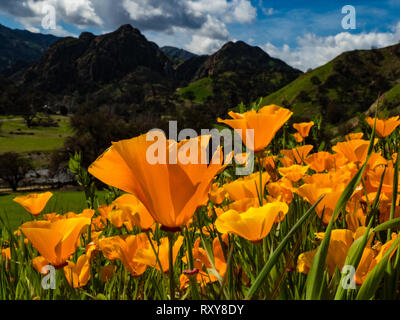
[1,105,400,301]
[0,115,72,155]
[0,191,108,231]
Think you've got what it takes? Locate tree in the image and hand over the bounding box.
[0,152,32,191]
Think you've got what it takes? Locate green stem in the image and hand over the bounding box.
[145,231,165,278]
[167,232,175,300]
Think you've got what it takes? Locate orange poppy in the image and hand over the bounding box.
[278,165,309,182]
[223,171,270,201]
[20,217,91,268]
[13,192,53,216]
[295,184,343,225]
[366,116,400,138]
[88,133,228,231]
[113,194,155,231]
[293,121,314,138]
[64,254,91,288]
[209,182,227,205]
[305,151,336,172]
[297,228,370,276]
[217,105,292,153]
[98,233,148,277]
[280,145,313,165]
[32,256,50,274]
[134,235,184,273]
[332,139,374,164]
[215,202,288,242]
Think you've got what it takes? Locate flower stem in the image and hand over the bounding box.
[167,232,175,300]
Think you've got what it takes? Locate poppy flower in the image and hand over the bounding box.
[113,194,155,231]
[32,256,49,274]
[215,202,288,242]
[209,183,227,205]
[13,192,53,216]
[278,165,309,182]
[266,178,293,204]
[88,133,228,231]
[1,247,11,260]
[217,105,292,153]
[305,151,336,172]
[366,116,400,138]
[64,254,91,288]
[345,132,364,141]
[133,235,184,273]
[293,121,314,139]
[297,228,370,276]
[295,184,343,225]
[181,235,227,289]
[223,171,270,201]
[20,217,91,268]
[280,145,313,166]
[332,139,375,164]
[98,233,148,277]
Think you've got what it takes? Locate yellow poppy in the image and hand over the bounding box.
[88,133,228,231]
[278,165,309,182]
[113,194,155,231]
[98,233,148,277]
[332,139,374,164]
[217,105,292,153]
[20,217,91,268]
[305,151,336,173]
[366,116,400,138]
[280,145,313,165]
[32,256,49,274]
[223,171,270,201]
[292,132,304,143]
[13,192,53,216]
[134,235,184,273]
[64,254,91,288]
[215,202,288,242]
[293,121,314,138]
[295,184,343,225]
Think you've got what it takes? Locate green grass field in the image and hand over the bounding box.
[178,77,213,102]
[0,190,107,231]
[0,115,73,154]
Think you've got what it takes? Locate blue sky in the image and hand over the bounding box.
[0,0,399,70]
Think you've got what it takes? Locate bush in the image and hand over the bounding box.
[0,152,32,191]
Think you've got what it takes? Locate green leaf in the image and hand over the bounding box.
[356,235,400,300]
[305,120,376,300]
[245,195,324,300]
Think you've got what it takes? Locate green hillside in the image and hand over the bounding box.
[177,77,213,102]
[261,44,400,125]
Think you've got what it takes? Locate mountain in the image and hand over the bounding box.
[261,43,400,129]
[13,26,301,119]
[161,46,197,65]
[22,25,174,94]
[0,23,59,72]
[176,41,302,105]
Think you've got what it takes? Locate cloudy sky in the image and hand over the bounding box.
[0,0,400,71]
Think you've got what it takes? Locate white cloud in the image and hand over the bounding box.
[264,22,400,71]
[0,0,256,54]
[184,14,229,54]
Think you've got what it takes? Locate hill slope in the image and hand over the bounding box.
[176,41,302,106]
[0,24,58,71]
[261,44,400,124]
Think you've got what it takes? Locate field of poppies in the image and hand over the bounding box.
[2,104,400,300]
